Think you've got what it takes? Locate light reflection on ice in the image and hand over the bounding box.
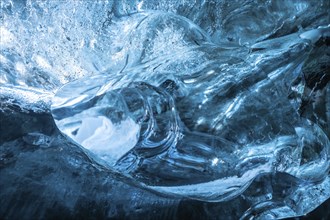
[1,0,329,218]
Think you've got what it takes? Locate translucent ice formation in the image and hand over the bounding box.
[1,0,329,219]
[51,10,330,202]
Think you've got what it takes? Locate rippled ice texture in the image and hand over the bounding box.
[1,0,330,219]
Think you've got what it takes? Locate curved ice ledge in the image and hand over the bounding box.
[51,72,330,202]
[49,11,330,202]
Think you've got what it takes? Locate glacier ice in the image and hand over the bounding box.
[51,22,330,202]
[1,0,330,219]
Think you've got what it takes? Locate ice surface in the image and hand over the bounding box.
[51,31,330,202]
[1,0,330,219]
[72,116,139,164]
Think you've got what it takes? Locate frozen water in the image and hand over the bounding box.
[71,116,139,165]
[1,0,330,219]
[51,24,330,202]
